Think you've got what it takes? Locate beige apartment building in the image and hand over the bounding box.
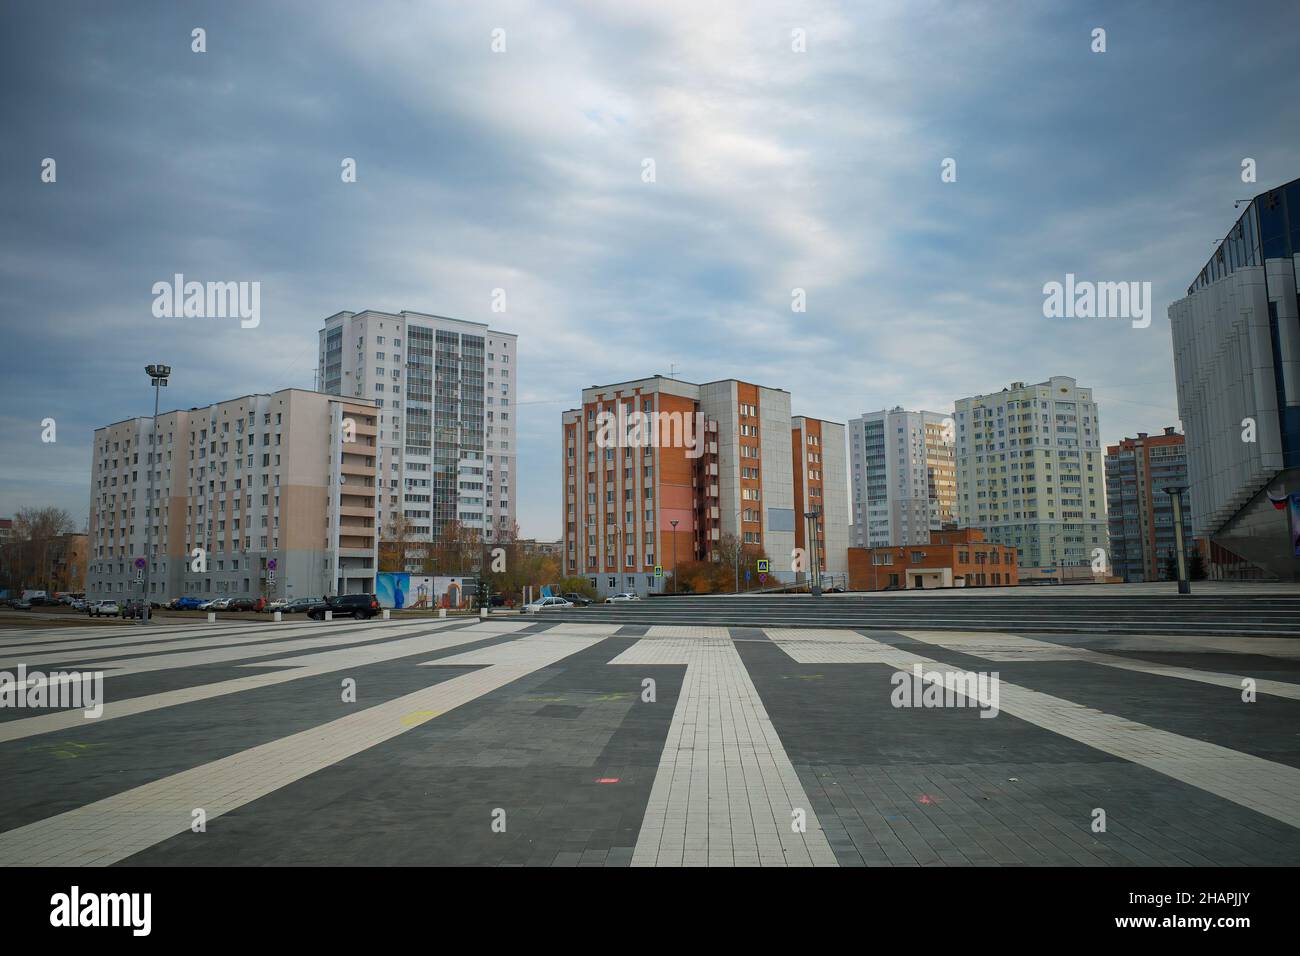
[954,376,1107,577]
[86,389,378,603]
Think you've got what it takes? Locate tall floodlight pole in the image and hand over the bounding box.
[669,519,679,594]
[1163,485,1191,595]
[141,364,171,624]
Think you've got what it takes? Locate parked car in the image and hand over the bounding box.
[283,597,320,614]
[524,596,574,613]
[561,593,593,607]
[70,598,87,611]
[0,598,14,609]
[206,598,232,611]
[307,594,381,620]
[822,585,846,594]
[226,598,257,612]
[604,592,641,604]
[89,600,120,617]
[12,599,33,611]
[263,599,289,612]
[120,599,146,619]
[169,596,205,610]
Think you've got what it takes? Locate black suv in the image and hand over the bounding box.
[308,594,381,620]
[562,593,593,607]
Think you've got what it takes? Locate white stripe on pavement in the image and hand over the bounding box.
[0,631,604,866]
[610,636,837,867]
[896,629,1300,701]
[770,629,1300,831]
[0,620,504,743]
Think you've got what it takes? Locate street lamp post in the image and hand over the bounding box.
[669,519,679,594]
[1162,485,1191,595]
[141,364,171,624]
[732,509,743,593]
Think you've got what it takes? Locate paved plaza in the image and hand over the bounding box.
[1,611,1298,866]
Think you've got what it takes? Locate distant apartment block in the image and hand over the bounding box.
[848,528,1019,591]
[954,376,1107,577]
[1168,177,1300,580]
[848,407,956,548]
[562,375,835,597]
[792,416,848,580]
[48,533,88,592]
[319,310,517,566]
[86,389,378,602]
[518,538,563,560]
[1105,427,1194,582]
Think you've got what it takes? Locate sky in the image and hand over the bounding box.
[2,0,1298,540]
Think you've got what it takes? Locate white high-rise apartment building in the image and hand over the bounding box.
[954,376,1107,576]
[848,407,956,547]
[319,311,517,568]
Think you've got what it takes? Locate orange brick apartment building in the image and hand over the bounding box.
[562,375,847,598]
[848,528,1019,590]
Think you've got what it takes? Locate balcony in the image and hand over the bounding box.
[345,419,378,437]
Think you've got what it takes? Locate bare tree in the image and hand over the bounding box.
[4,507,75,591]
[379,514,422,572]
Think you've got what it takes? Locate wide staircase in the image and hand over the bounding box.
[540,589,1300,636]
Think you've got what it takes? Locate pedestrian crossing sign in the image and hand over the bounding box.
[654,565,663,577]
[757,560,769,573]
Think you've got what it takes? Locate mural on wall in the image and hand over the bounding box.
[377,573,473,608]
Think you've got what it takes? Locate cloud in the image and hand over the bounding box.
[1,0,1298,537]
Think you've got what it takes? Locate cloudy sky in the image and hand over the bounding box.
[2,0,1298,539]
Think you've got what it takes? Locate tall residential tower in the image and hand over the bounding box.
[319,310,517,566]
[954,376,1106,577]
[848,407,956,548]
[1104,427,1194,582]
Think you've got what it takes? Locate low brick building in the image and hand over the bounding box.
[848,528,1019,590]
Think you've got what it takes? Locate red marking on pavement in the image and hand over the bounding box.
[596,778,620,784]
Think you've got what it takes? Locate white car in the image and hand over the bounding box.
[604,592,641,604]
[264,599,289,612]
[524,596,574,613]
[208,598,232,611]
[89,600,120,617]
